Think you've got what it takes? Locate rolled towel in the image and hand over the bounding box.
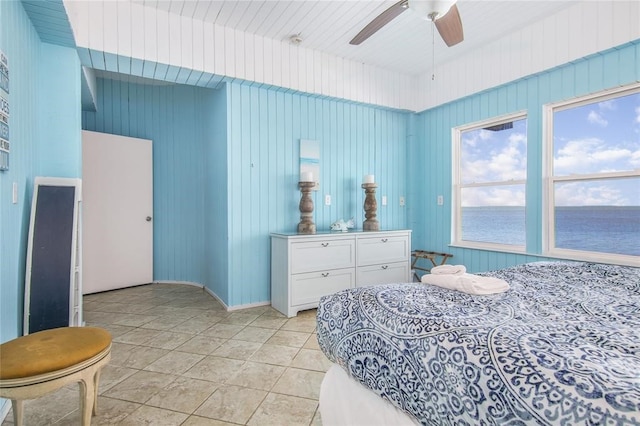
[421,273,509,295]
[431,264,466,275]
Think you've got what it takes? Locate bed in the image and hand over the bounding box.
[316,261,640,425]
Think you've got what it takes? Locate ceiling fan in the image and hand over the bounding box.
[350,0,464,47]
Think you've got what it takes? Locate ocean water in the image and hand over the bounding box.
[462,206,640,256]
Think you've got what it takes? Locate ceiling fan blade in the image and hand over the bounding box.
[350,0,408,45]
[434,4,463,47]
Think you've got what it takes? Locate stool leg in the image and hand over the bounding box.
[11,399,23,426]
[78,376,95,426]
[92,369,102,415]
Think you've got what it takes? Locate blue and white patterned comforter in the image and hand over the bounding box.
[316,262,640,425]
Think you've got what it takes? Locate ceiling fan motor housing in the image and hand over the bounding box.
[408,0,457,20]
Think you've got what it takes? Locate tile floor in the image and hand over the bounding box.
[2,283,330,425]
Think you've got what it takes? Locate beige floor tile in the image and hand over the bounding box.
[113,327,162,345]
[193,385,267,424]
[103,370,177,403]
[2,385,79,426]
[98,364,138,394]
[212,340,262,360]
[266,330,310,348]
[171,317,221,334]
[231,326,276,343]
[139,315,191,330]
[226,361,286,391]
[176,335,227,355]
[311,407,323,425]
[218,312,261,326]
[119,405,189,425]
[249,316,288,329]
[3,283,326,426]
[271,368,325,400]
[201,323,245,339]
[247,393,318,426]
[145,376,219,413]
[303,333,321,350]
[183,355,245,383]
[143,330,193,350]
[87,323,136,338]
[143,350,205,375]
[91,397,142,425]
[112,313,158,327]
[248,343,300,366]
[281,316,317,333]
[181,416,239,425]
[109,343,169,369]
[290,348,333,372]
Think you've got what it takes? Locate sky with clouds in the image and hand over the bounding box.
[460,92,639,207]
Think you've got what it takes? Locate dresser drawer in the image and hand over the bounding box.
[291,268,355,306]
[357,262,409,287]
[290,239,355,274]
[357,235,409,266]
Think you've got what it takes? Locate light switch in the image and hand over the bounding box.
[325,194,331,206]
[382,195,387,206]
[437,195,444,205]
[399,196,405,206]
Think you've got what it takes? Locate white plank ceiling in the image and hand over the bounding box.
[133,0,576,76]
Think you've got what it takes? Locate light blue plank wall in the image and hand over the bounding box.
[225,82,409,306]
[1,1,81,350]
[0,0,40,345]
[82,79,409,307]
[206,85,229,302]
[409,40,640,273]
[82,80,219,287]
[37,43,81,177]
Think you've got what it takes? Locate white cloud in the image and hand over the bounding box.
[554,182,630,206]
[598,100,616,111]
[554,138,640,175]
[587,110,608,127]
[461,186,525,207]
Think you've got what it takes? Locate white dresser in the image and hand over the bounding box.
[270,230,411,317]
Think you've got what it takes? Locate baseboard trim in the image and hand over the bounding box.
[154,281,271,312]
[226,300,271,311]
[152,280,204,289]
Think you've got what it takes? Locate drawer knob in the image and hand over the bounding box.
[381,265,388,270]
[321,242,329,247]
[381,238,388,242]
[322,272,329,277]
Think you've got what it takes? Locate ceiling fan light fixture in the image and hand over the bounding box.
[408,0,457,20]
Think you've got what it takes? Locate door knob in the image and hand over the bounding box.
[146,216,152,222]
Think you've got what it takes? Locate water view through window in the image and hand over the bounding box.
[551,89,640,257]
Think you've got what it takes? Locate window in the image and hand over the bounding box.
[452,112,528,250]
[545,85,640,264]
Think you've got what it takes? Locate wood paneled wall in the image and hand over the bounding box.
[409,41,639,273]
[65,1,639,113]
[225,82,409,306]
[82,78,409,307]
[66,0,413,111]
[415,1,640,111]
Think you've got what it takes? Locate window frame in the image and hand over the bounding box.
[451,111,528,253]
[542,83,640,266]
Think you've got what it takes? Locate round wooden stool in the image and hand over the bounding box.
[0,326,112,426]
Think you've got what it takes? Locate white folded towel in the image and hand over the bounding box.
[431,264,467,275]
[421,273,510,295]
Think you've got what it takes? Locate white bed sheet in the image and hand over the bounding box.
[319,363,419,426]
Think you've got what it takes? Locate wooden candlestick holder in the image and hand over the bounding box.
[297,181,316,234]
[362,183,379,231]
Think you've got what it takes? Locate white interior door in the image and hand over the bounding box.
[82,130,153,294]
